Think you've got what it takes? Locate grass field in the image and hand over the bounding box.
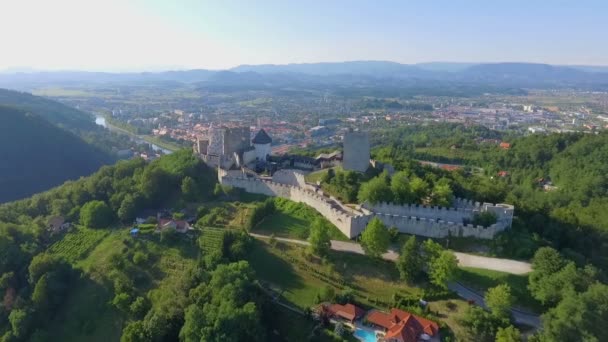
[248,239,421,310]
[252,198,349,241]
[455,267,541,312]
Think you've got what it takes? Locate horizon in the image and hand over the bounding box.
[1,0,608,72]
[3,60,608,74]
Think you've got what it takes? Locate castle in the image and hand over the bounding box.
[193,126,272,170]
[203,126,514,240]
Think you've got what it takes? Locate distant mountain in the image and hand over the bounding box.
[414,62,478,72]
[0,106,113,202]
[231,61,436,78]
[0,70,216,90]
[459,62,608,87]
[1,61,608,90]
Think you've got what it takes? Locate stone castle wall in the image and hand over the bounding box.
[218,169,513,240]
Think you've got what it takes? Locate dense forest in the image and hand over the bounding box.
[0,106,114,203]
[367,124,608,269]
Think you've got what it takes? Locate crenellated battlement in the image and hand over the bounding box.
[218,169,514,239]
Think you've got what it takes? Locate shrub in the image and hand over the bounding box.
[132,252,149,265]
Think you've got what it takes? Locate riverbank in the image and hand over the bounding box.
[94,115,177,153]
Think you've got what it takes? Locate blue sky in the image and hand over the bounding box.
[0,0,606,71]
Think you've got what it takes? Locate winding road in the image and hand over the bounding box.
[249,233,541,328]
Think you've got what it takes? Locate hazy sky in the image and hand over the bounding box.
[1,0,606,71]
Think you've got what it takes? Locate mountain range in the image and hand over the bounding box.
[2,62,608,90]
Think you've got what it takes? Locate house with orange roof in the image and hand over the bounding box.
[157,218,191,233]
[366,308,439,342]
[322,303,365,323]
[499,142,511,150]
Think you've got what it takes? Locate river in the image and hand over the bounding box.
[94,116,173,154]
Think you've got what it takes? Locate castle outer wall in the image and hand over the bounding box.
[219,169,514,240]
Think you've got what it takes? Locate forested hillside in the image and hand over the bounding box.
[0,88,133,158]
[0,106,113,202]
[0,89,96,131]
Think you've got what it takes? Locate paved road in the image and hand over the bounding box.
[448,282,541,328]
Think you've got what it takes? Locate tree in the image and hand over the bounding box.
[529,247,597,306]
[130,296,150,318]
[112,292,133,312]
[429,251,458,289]
[391,171,414,204]
[422,239,443,265]
[179,305,205,342]
[180,261,265,342]
[121,320,149,342]
[485,284,513,319]
[8,309,30,339]
[118,194,139,223]
[360,218,390,258]
[80,200,114,228]
[396,236,422,283]
[181,176,199,201]
[539,283,608,342]
[409,177,429,203]
[460,306,508,342]
[357,176,392,204]
[308,219,331,256]
[430,179,453,207]
[495,326,521,342]
[31,274,50,311]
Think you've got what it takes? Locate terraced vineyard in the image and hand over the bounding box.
[48,227,109,263]
[199,227,225,254]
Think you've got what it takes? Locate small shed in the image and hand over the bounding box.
[130,228,140,237]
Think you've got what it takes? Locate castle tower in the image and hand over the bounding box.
[252,129,272,161]
[343,131,370,172]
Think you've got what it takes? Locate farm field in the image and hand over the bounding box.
[48,226,109,262]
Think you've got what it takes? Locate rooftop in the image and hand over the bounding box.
[252,129,272,144]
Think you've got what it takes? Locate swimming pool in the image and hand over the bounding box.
[354,328,377,342]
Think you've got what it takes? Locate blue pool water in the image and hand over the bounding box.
[354,328,377,342]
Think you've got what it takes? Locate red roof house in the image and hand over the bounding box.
[366,308,439,342]
[157,219,191,233]
[325,303,365,322]
[499,142,511,149]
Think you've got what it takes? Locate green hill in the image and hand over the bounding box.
[0,106,113,202]
[0,88,97,131]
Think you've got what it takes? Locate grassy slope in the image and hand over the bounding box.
[251,198,349,241]
[455,267,541,312]
[248,239,421,310]
[46,228,199,341]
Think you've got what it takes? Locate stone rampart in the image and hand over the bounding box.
[218,169,513,240]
